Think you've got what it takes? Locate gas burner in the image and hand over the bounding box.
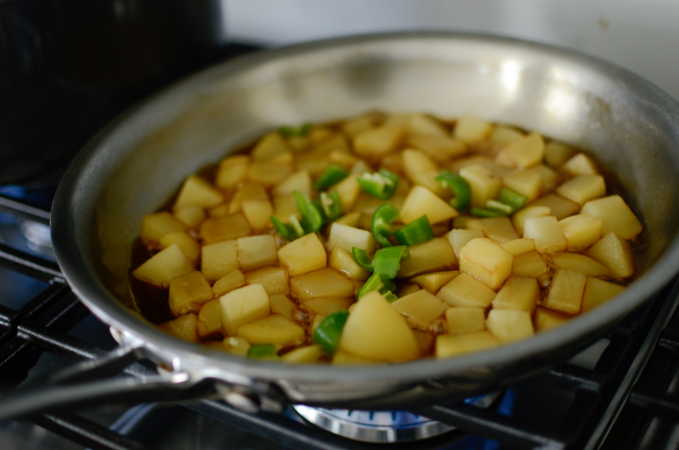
[291,392,500,443]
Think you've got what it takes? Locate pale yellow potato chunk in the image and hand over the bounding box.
[237,314,305,347]
[273,193,301,223]
[437,272,496,308]
[158,231,200,265]
[397,238,456,278]
[353,126,404,157]
[402,149,439,181]
[141,212,187,246]
[407,135,467,162]
[527,164,559,192]
[133,244,194,288]
[582,277,626,313]
[436,331,499,358]
[466,217,519,244]
[397,283,422,297]
[168,271,214,315]
[200,214,252,245]
[326,223,376,254]
[558,214,603,251]
[237,235,277,271]
[332,175,361,212]
[502,169,542,200]
[241,199,274,232]
[251,132,293,163]
[459,164,501,208]
[220,284,270,336]
[408,113,449,138]
[490,125,524,145]
[586,232,635,279]
[544,142,577,168]
[556,174,606,206]
[580,195,643,240]
[174,205,205,229]
[526,194,579,220]
[333,211,361,228]
[173,175,224,211]
[245,266,289,296]
[329,246,371,281]
[281,345,323,363]
[216,155,250,190]
[512,206,551,236]
[454,114,492,142]
[278,233,327,276]
[290,268,355,301]
[223,336,251,356]
[459,238,513,290]
[549,253,609,277]
[391,290,449,330]
[523,216,567,254]
[269,294,297,320]
[342,115,375,138]
[352,192,405,215]
[561,153,598,176]
[410,271,459,294]
[512,251,548,278]
[487,309,534,343]
[303,297,354,316]
[197,299,222,340]
[212,269,246,296]
[273,171,312,196]
[492,276,539,313]
[534,307,569,333]
[339,291,420,363]
[400,186,458,225]
[544,269,586,315]
[248,161,292,186]
[201,240,238,282]
[228,183,269,214]
[445,229,485,258]
[502,238,535,256]
[445,307,486,334]
[159,313,199,343]
[499,132,544,169]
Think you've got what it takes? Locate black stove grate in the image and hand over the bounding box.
[1,193,679,450]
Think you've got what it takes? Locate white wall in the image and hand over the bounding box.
[223,0,679,100]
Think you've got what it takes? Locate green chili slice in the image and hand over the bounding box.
[435,170,472,211]
[247,344,279,359]
[351,247,374,272]
[278,123,312,137]
[312,310,350,356]
[497,188,528,211]
[485,200,513,215]
[382,290,399,303]
[318,191,342,223]
[470,207,507,218]
[373,245,410,279]
[356,169,400,200]
[294,190,323,233]
[271,216,304,241]
[315,164,349,191]
[393,215,435,246]
[371,204,400,248]
[357,273,396,299]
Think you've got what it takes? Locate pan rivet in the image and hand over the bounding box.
[224,391,260,414]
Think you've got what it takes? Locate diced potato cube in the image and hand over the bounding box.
[512,206,551,236]
[329,246,371,281]
[492,276,539,313]
[407,113,449,137]
[561,153,598,176]
[133,244,194,288]
[140,212,187,246]
[397,283,422,297]
[527,164,559,192]
[436,331,499,358]
[391,290,449,330]
[296,147,331,176]
[212,269,246,297]
[544,269,586,315]
[352,192,405,215]
[339,291,420,362]
[397,238,456,278]
[502,238,535,256]
[499,132,544,168]
[437,272,496,308]
[278,232,327,276]
[353,126,404,157]
[174,205,205,229]
[534,307,569,332]
[523,216,567,254]
[549,253,609,277]
[466,217,519,244]
[169,271,214,315]
[326,223,376,254]
[544,142,577,168]
[273,171,312,196]
[454,114,492,142]
[333,211,361,228]
[445,229,485,258]
[216,155,250,190]
[241,199,274,232]
[159,313,199,343]
[173,175,224,211]
[248,161,292,186]
[445,307,486,334]
[237,314,305,347]
[502,169,542,201]
[487,309,534,343]
[586,232,635,279]
[526,194,579,220]
[201,240,239,282]
[269,294,297,320]
[158,231,200,265]
[410,271,459,294]
[556,174,606,206]
[558,214,603,251]
[303,297,354,316]
[490,125,524,145]
[197,298,223,339]
[512,250,548,278]
[273,193,301,223]
[290,268,355,301]
[223,336,251,356]
[400,186,458,224]
[342,115,375,137]
[228,183,269,214]
[459,164,502,208]
[459,238,513,290]
[402,149,439,181]
[580,195,643,239]
[237,235,277,271]
[245,266,289,296]
[208,203,229,218]
[200,214,252,245]
[582,277,626,313]
[251,132,293,163]
[407,135,467,162]
[220,284,270,336]
[281,345,323,363]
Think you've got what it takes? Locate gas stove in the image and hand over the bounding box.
[2,41,679,450]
